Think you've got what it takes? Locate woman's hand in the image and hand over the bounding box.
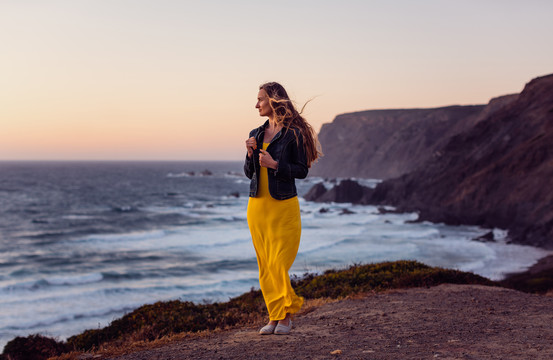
[259,149,278,170]
[245,137,257,158]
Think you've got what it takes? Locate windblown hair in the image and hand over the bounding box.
[259,82,322,167]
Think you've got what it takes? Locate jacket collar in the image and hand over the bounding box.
[256,120,285,144]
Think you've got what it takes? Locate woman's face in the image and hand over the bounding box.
[256,89,272,117]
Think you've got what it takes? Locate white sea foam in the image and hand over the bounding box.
[76,229,170,247]
[166,172,192,178]
[62,215,96,220]
[45,273,104,286]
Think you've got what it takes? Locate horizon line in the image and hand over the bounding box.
[0,159,244,163]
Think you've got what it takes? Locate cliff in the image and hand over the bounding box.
[367,74,553,248]
[311,95,517,179]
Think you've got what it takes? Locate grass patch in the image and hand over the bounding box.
[292,261,494,299]
[67,287,266,352]
[500,269,553,294]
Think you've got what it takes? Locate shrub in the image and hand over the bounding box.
[2,334,69,360]
[293,260,495,298]
[500,269,553,294]
[67,288,266,351]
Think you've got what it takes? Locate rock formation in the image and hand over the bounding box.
[311,96,517,179]
[368,74,553,248]
[304,179,372,204]
[307,74,553,248]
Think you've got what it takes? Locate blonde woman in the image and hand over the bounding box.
[244,82,321,335]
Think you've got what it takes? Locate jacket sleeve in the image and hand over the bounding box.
[273,131,308,181]
[244,154,254,179]
[243,129,256,179]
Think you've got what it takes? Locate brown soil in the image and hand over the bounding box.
[99,284,553,360]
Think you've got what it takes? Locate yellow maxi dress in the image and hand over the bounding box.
[247,143,304,321]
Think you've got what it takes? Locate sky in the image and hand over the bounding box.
[1,0,552,161]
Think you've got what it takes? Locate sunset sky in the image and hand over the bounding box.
[1,0,552,161]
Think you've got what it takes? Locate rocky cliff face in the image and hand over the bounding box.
[368,74,553,248]
[311,96,517,179]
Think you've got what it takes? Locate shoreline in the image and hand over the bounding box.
[5,257,553,359]
[1,238,549,354]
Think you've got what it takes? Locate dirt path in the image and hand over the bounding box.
[107,284,553,359]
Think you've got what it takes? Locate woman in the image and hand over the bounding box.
[244,82,321,335]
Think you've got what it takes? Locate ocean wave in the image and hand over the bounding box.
[374,227,441,239]
[299,237,365,255]
[196,258,258,273]
[111,205,139,213]
[1,273,104,292]
[2,303,136,332]
[0,187,18,193]
[79,229,168,244]
[45,273,104,286]
[62,215,96,220]
[211,216,246,222]
[101,271,149,281]
[166,172,193,178]
[187,237,251,250]
[223,172,245,178]
[99,252,167,264]
[25,230,74,240]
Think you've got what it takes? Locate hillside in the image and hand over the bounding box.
[76,285,553,359]
[366,74,553,248]
[310,95,517,179]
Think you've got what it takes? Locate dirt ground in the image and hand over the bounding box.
[103,284,553,360]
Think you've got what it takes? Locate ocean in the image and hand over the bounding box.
[0,161,549,350]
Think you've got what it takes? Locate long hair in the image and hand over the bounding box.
[259,82,322,167]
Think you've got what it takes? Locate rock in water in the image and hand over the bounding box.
[473,231,495,243]
[303,183,328,201]
[315,179,372,204]
[340,208,356,215]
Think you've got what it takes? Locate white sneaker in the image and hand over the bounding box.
[274,320,292,335]
[259,323,276,335]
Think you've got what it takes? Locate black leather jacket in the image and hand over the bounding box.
[244,120,308,200]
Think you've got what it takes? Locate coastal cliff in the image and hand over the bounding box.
[369,74,553,248]
[310,95,517,179]
[308,74,553,249]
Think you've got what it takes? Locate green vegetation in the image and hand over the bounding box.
[1,260,496,359]
[292,261,495,298]
[67,288,266,351]
[500,268,553,294]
